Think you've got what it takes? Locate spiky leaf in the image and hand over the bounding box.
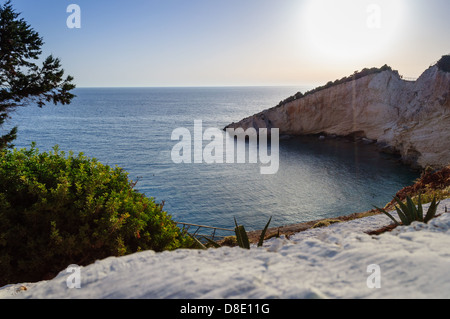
[394,197,413,224]
[424,197,440,224]
[257,216,272,247]
[406,196,418,221]
[235,224,250,249]
[417,194,424,222]
[374,205,400,225]
[395,206,410,225]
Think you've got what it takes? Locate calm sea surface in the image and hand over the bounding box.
[6,87,419,232]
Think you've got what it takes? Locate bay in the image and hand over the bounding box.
[5,87,419,233]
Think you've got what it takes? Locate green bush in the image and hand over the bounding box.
[0,144,192,286]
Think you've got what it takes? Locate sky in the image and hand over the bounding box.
[9,0,450,88]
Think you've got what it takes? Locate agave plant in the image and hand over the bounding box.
[375,194,440,226]
[234,216,272,249]
[193,217,273,250]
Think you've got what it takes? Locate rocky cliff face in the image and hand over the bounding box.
[225,65,450,169]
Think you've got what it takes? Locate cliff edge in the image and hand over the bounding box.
[225,57,450,169]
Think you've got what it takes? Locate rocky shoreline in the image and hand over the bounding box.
[246,209,377,244]
[225,57,450,170]
[247,164,449,244]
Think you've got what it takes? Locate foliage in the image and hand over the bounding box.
[234,217,272,249]
[185,233,208,250]
[312,219,342,229]
[375,195,440,226]
[410,186,450,206]
[234,219,251,250]
[385,166,450,211]
[257,216,272,247]
[0,1,75,149]
[437,55,450,73]
[219,236,238,247]
[274,65,398,108]
[0,145,192,286]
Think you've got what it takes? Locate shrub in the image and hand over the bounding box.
[219,236,238,247]
[274,64,399,108]
[312,219,342,229]
[385,165,450,211]
[0,144,192,286]
[437,55,450,73]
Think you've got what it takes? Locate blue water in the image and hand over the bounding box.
[5,87,419,232]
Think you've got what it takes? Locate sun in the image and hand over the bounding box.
[300,0,406,63]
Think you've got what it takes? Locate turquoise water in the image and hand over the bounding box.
[6,87,419,231]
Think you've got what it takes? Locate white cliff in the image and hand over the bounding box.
[225,64,450,169]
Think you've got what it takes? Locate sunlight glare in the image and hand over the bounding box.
[301,0,406,63]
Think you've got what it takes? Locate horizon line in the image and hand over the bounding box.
[72,83,320,89]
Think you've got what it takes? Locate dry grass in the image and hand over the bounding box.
[385,165,450,210]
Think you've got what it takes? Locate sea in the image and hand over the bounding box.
[4,87,419,233]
